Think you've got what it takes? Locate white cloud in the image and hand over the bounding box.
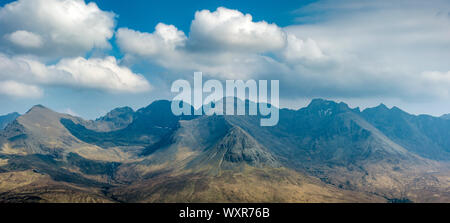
[0,0,115,58]
[53,56,152,93]
[419,71,450,98]
[116,23,187,57]
[0,80,43,98]
[188,7,286,53]
[5,30,43,48]
[117,7,288,56]
[116,7,319,79]
[0,54,152,94]
[279,34,324,63]
[61,108,79,117]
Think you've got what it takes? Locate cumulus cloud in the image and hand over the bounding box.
[5,30,43,48]
[188,7,286,53]
[116,23,187,57]
[0,54,151,94]
[53,56,152,93]
[116,7,320,80]
[0,80,43,98]
[0,0,115,58]
[280,35,324,63]
[116,7,290,59]
[0,0,152,98]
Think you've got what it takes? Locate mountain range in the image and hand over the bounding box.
[0,99,449,203]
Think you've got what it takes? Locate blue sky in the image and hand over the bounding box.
[92,0,315,32]
[1,0,450,119]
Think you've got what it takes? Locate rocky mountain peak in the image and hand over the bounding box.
[28,104,47,110]
[304,98,351,116]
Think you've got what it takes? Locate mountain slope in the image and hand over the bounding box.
[1,105,82,155]
[0,105,141,202]
[60,100,195,148]
[0,112,20,130]
[0,99,449,203]
[362,105,450,160]
[84,107,135,132]
[223,99,449,201]
[110,115,385,202]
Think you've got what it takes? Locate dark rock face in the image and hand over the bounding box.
[219,127,280,168]
[88,107,135,132]
[0,112,20,130]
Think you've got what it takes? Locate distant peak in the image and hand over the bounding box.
[309,98,331,104]
[32,104,46,109]
[97,106,135,121]
[25,104,55,115]
[391,106,407,114]
[28,104,49,111]
[307,98,349,109]
[137,100,173,114]
[147,100,172,108]
[377,103,388,109]
[363,104,410,116]
[363,103,389,113]
[110,106,134,113]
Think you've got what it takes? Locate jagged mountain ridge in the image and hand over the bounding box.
[222,99,449,201]
[0,112,20,130]
[84,106,135,132]
[362,104,450,160]
[0,98,449,202]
